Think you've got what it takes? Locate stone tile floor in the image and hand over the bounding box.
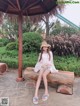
[0,69,80,106]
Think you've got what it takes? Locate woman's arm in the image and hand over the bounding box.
[34,53,41,72]
[50,51,58,72]
[50,51,54,64]
[37,53,41,62]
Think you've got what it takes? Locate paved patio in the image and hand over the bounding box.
[0,69,80,106]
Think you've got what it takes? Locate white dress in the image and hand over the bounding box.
[34,51,58,73]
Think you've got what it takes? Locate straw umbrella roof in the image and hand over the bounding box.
[0,0,57,15]
[0,0,64,21]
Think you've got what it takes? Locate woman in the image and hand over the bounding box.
[33,41,58,104]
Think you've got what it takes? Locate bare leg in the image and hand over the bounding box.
[42,70,50,95]
[34,70,44,97]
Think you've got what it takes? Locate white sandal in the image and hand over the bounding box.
[33,97,38,104]
[42,94,49,101]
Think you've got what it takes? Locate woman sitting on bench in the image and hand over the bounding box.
[33,41,58,104]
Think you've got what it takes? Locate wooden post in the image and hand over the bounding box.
[16,13,24,81]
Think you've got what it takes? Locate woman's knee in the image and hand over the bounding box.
[38,71,43,79]
[42,72,46,78]
[42,71,50,78]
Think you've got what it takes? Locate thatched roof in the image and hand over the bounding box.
[0,0,57,15]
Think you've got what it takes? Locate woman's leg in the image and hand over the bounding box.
[42,70,50,95]
[34,70,44,97]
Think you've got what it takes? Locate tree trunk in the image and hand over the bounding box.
[45,16,49,36]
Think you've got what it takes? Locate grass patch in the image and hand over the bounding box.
[54,55,80,76]
[0,47,38,68]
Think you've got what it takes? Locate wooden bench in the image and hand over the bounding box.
[23,67,75,95]
[0,63,8,75]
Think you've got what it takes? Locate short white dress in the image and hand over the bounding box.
[34,51,58,73]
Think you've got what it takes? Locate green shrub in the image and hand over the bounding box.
[0,47,18,58]
[6,42,18,50]
[54,55,80,76]
[5,32,42,52]
[23,32,42,53]
[0,42,4,47]
[0,58,18,68]
[0,38,10,46]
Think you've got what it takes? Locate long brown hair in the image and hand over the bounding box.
[39,47,51,61]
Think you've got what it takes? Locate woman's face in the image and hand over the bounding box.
[42,46,48,51]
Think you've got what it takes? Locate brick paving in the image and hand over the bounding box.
[0,69,80,106]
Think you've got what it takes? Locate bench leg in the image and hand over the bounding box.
[57,85,73,95]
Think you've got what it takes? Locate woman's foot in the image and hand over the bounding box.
[42,94,49,101]
[33,96,39,104]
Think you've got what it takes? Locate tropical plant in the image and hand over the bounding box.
[46,35,80,57]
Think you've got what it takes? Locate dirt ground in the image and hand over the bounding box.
[0,69,80,106]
